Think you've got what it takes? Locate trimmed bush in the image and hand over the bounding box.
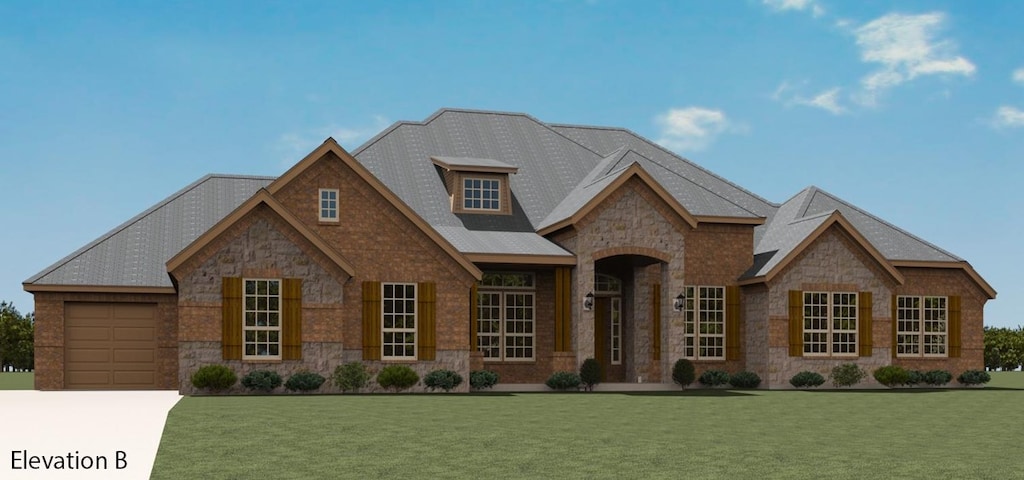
[698,370,731,387]
[922,370,953,386]
[873,365,910,387]
[241,370,282,393]
[333,362,371,393]
[790,371,825,388]
[672,359,696,389]
[728,371,762,389]
[191,364,237,392]
[579,358,601,392]
[906,369,924,387]
[546,371,582,391]
[957,369,991,386]
[423,369,463,392]
[470,370,499,390]
[830,363,867,387]
[377,365,419,392]
[285,371,326,392]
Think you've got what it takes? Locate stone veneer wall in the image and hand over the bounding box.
[742,284,769,383]
[33,292,179,390]
[764,226,898,388]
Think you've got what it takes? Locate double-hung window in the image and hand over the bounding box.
[477,273,535,361]
[382,283,416,359]
[803,291,858,356]
[243,279,281,359]
[896,296,947,357]
[682,286,726,360]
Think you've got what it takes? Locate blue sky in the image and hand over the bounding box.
[1,1,1021,327]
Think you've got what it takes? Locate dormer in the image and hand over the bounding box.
[431,156,519,216]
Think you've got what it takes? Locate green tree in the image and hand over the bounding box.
[0,302,34,371]
[984,326,1024,371]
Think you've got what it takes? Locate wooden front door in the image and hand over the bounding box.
[593,296,625,382]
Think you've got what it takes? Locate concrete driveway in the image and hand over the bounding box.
[0,390,182,479]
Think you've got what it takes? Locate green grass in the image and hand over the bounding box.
[0,372,33,390]
[153,377,1024,480]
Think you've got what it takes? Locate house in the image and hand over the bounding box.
[23,108,996,392]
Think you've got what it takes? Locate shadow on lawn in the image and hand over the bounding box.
[797,386,1024,393]
[621,389,757,397]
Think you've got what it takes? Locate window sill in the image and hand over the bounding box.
[483,360,537,365]
[242,358,283,363]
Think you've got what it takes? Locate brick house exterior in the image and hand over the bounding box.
[24,109,995,392]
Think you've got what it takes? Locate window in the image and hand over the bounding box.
[683,286,725,360]
[383,283,416,359]
[477,273,534,361]
[803,291,858,356]
[609,297,622,365]
[897,296,947,357]
[463,178,500,211]
[244,279,281,359]
[319,188,338,222]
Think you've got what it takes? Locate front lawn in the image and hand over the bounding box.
[0,372,33,390]
[153,376,1024,479]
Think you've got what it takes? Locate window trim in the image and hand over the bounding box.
[242,278,282,361]
[682,285,726,361]
[462,177,502,212]
[319,188,339,223]
[802,291,859,358]
[896,295,948,358]
[382,282,417,360]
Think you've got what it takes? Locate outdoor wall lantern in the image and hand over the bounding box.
[583,292,595,311]
[673,293,686,312]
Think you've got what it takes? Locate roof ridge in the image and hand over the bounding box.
[634,152,764,218]
[25,174,226,284]
[810,187,963,261]
[789,209,835,224]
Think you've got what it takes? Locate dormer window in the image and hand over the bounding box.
[464,177,501,211]
[319,188,339,222]
[431,155,518,216]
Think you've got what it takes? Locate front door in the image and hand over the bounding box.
[594,296,625,382]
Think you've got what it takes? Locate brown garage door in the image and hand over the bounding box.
[65,303,158,389]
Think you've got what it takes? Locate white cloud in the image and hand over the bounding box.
[655,107,736,153]
[853,12,975,106]
[772,82,846,115]
[1013,68,1024,85]
[276,115,390,165]
[993,106,1024,128]
[763,0,824,17]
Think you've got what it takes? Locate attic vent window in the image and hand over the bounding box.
[319,188,339,222]
[463,178,500,211]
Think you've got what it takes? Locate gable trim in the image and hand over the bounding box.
[890,260,997,299]
[536,163,699,236]
[265,138,483,280]
[738,211,904,287]
[166,189,357,279]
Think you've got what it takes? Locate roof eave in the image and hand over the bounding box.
[23,284,177,294]
[466,253,577,266]
[890,260,997,299]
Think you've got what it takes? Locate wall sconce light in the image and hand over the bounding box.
[583,292,595,311]
[673,293,686,312]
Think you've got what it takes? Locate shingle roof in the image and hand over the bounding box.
[25,175,273,288]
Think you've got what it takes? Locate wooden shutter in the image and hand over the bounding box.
[858,291,872,357]
[726,286,741,361]
[418,282,436,361]
[281,278,302,360]
[554,267,572,352]
[891,295,898,359]
[948,295,961,358]
[362,281,382,360]
[788,290,803,357]
[222,277,243,360]
[652,283,661,361]
[469,284,479,350]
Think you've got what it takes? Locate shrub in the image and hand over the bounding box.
[579,358,601,391]
[957,369,991,386]
[790,371,825,388]
[922,370,953,386]
[873,365,910,387]
[377,365,419,392]
[728,371,762,389]
[241,370,282,393]
[470,370,500,390]
[698,370,731,387]
[423,369,463,392]
[672,359,696,389]
[191,364,237,392]
[546,371,582,391]
[284,371,326,392]
[906,369,924,387]
[333,362,371,393]
[830,363,867,387]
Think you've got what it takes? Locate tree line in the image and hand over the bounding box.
[984,326,1024,371]
[0,301,34,371]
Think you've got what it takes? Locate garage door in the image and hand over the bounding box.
[65,303,158,389]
